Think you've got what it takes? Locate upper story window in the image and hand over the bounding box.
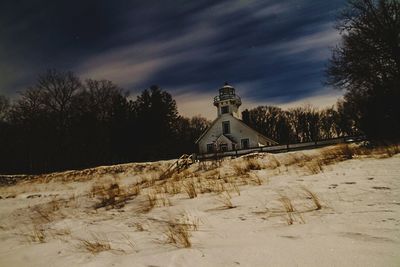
[222,121,230,134]
[221,106,229,114]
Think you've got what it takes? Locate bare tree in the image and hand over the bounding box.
[326,0,400,140]
[36,69,82,129]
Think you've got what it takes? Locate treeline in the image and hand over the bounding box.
[242,103,360,145]
[0,70,209,174]
[0,66,365,176]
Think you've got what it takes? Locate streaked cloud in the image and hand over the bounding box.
[272,22,341,60]
[77,18,221,89]
[1,0,347,111]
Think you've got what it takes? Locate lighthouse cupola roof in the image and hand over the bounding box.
[213,82,242,107]
[219,82,235,96]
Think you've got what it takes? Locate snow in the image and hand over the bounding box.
[0,145,399,267]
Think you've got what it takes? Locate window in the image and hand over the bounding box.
[221,106,229,114]
[241,138,249,149]
[222,121,230,134]
[219,144,228,152]
[207,143,214,153]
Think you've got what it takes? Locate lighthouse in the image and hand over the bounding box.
[195,83,277,154]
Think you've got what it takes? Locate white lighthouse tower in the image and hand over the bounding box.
[214,82,242,119]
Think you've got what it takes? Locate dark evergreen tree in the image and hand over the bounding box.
[132,85,179,159]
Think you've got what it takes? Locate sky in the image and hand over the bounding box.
[0,0,347,119]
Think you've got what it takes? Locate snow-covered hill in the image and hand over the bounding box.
[0,145,399,267]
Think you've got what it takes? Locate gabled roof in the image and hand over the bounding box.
[234,117,278,145]
[223,134,237,144]
[195,114,278,145]
[195,117,219,144]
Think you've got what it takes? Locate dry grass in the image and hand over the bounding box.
[319,144,399,165]
[196,178,226,195]
[120,233,135,250]
[233,158,263,176]
[279,196,295,213]
[278,195,304,225]
[265,155,281,169]
[197,160,220,171]
[283,153,311,167]
[304,160,324,175]
[320,145,355,164]
[165,223,192,248]
[136,190,172,212]
[383,144,400,156]
[271,145,356,175]
[163,181,182,195]
[91,182,139,210]
[24,226,46,243]
[26,163,145,184]
[252,174,263,185]
[164,213,199,248]
[64,193,77,208]
[78,233,111,254]
[17,198,69,243]
[196,180,211,194]
[276,144,400,176]
[128,184,141,196]
[31,207,52,224]
[28,198,65,225]
[141,191,157,212]
[230,182,241,196]
[337,144,355,159]
[216,191,236,209]
[245,158,263,170]
[158,193,172,207]
[368,144,400,158]
[50,228,71,239]
[183,180,197,199]
[133,222,145,231]
[302,187,322,210]
[78,232,136,254]
[135,174,159,188]
[92,183,123,209]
